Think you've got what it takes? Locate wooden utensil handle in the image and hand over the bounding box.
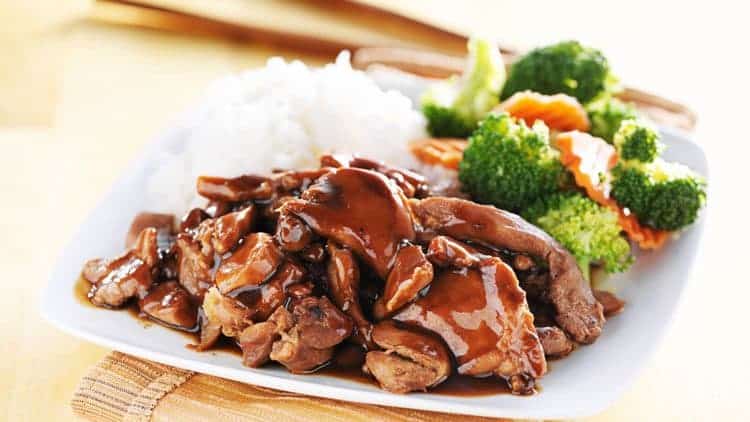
[352,47,697,131]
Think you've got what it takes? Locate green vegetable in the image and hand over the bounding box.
[610,121,706,231]
[421,37,506,137]
[613,119,662,163]
[422,103,475,138]
[523,192,633,279]
[501,40,617,104]
[585,96,639,143]
[459,112,566,211]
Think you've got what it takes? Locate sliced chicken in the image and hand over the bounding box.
[412,197,605,344]
[270,296,353,373]
[536,326,576,358]
[395,257,546,395]
[233,260,307,322]
[238,306,294,367]
[364,321,451,393]
[292,296,354,349]
[320,154,428,198]
[275,213,313,252]
[196,174,271,202]
[326,242,373,347]
[179,208,210,232]
[270,327,335,373]
[125,212,174,249]
[593,289,625,317]
[195,205,255,255]
[84,228,158,308]
[215,233,283,294]
[281,167,416,278]
[174,233,214,299]
[373,245,434,320]
[425,235,481,269]
[139,281,198,331]
[198,287,252,350]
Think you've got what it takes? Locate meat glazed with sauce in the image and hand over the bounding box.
[78,154,616,395]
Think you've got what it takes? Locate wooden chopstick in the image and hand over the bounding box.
[91,0,361,56]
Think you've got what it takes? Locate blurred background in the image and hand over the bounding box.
[1,1,747,421]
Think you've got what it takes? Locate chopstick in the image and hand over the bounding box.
[91,0,472,56]
[90,0,361,57]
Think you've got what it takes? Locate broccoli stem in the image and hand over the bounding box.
[576,256,592,283]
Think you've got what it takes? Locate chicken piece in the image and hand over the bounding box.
[320,154,428,198]
[275,213,313,252]
[139,281,198,331]
[232,260,306,322]
[84,228,158,308]
[238,306,294,367]
[195,205,256,255]
[326,242,373,347]
[395,257,546,395]
[198,287,252,350]
[174,233,214,299]
[270,296,353,373]
[215,233,283,295]
[412,197,605,344]
[364,321,451,393]
[179,208,210,232]
[271,168,332,194]
[205,200,232,219]
[425,236,481,269]
[292,296,354,349]
[125,212,174,249]
[373,245,434,320]
[536,326,576,359]
[593,289,625,317]
[270,327,335,373]
[281,167,415,278]
[196,174,272,202]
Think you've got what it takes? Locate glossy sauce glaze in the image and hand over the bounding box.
[282,168,415,278]
[395,258,546,379]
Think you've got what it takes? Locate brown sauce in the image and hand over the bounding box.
[75,276,514,396]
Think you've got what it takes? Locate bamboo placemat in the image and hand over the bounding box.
[72,352,515,422]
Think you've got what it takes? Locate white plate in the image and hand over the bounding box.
[41,100,707,419]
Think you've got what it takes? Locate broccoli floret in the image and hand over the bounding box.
[523,192,633,279]
[459,112,566,211]
[614,119,662,163]
[611,161,706,231]
[585,96,639,143]
[421,38,505,137]
[422,103,475,138]
[609,120,706,231]
[501,40,617,104]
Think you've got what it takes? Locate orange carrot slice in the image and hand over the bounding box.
[556,131,670,250]
[498,91,590,132]
[410,138,467,170]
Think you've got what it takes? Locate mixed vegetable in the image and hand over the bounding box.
[419,38,707,278]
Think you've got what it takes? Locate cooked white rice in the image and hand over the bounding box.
[147,52,427,215]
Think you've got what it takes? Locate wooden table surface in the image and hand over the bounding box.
[1,1,747,421]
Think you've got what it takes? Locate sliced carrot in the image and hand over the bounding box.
[556,131,670,250]
[410,138,467,170]
[498,91,590,132]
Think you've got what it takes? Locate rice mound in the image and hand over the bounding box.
[147,52,427,215]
